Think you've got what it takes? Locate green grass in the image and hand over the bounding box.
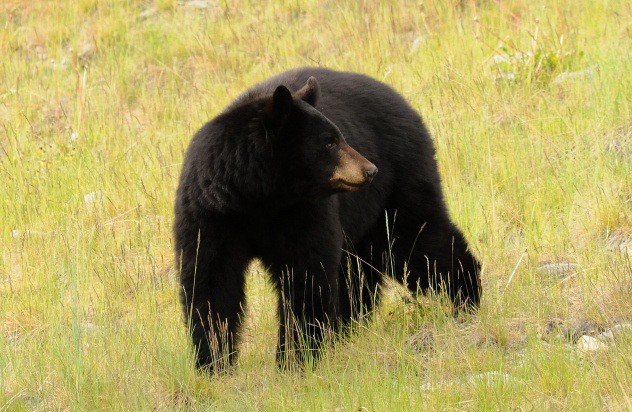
[1,0,631,410]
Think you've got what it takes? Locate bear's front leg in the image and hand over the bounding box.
[275,258,341,369]
[270,217,343,370]
[175,219,250,373]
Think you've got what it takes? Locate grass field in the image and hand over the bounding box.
[1,0,631,410]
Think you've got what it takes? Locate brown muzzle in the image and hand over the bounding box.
[329,143,378,192]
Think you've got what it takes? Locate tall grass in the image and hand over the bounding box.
[1,0,631,410]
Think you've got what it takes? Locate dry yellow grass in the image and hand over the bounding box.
[1,0,631,410]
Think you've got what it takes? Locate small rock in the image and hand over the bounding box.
[420,381,448,391]
[495,71,516,81]
[577,335,607,352]
[469,371,518,385]
[420,382,434,391]
[180,0,209,8]
[139,7,158,19]
[84,190,104,207]
[410,36,424,53]
[491,54,510,64]
[82,322,97,332]
[551,67,594,85]
[597,330,614,342]
[611,323,632,337]
[596,324,632,342]
[11,229,35,238]
[564,320,603,343]
[81,322,106,334]
[538,262,578,279]
[606,229,632,254]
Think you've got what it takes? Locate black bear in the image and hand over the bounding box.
[174,67,480,372]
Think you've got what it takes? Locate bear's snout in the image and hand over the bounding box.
[330,143,377,191]
[363,164,378,182]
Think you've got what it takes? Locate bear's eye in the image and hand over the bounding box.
[325,142,337,150]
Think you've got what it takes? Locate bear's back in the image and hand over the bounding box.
[230,68,415,123]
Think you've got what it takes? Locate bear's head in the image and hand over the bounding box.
[262,77,378,196]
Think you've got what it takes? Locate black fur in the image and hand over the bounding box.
[174,67,481,372]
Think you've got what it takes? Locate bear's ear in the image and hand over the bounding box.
[294,76,319,107]
[263,85,294,133]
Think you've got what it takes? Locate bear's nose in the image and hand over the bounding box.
[364,165,378,182]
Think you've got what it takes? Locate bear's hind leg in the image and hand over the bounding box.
[388,213,481,311]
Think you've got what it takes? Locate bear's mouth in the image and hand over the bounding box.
[330,180,366,192]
